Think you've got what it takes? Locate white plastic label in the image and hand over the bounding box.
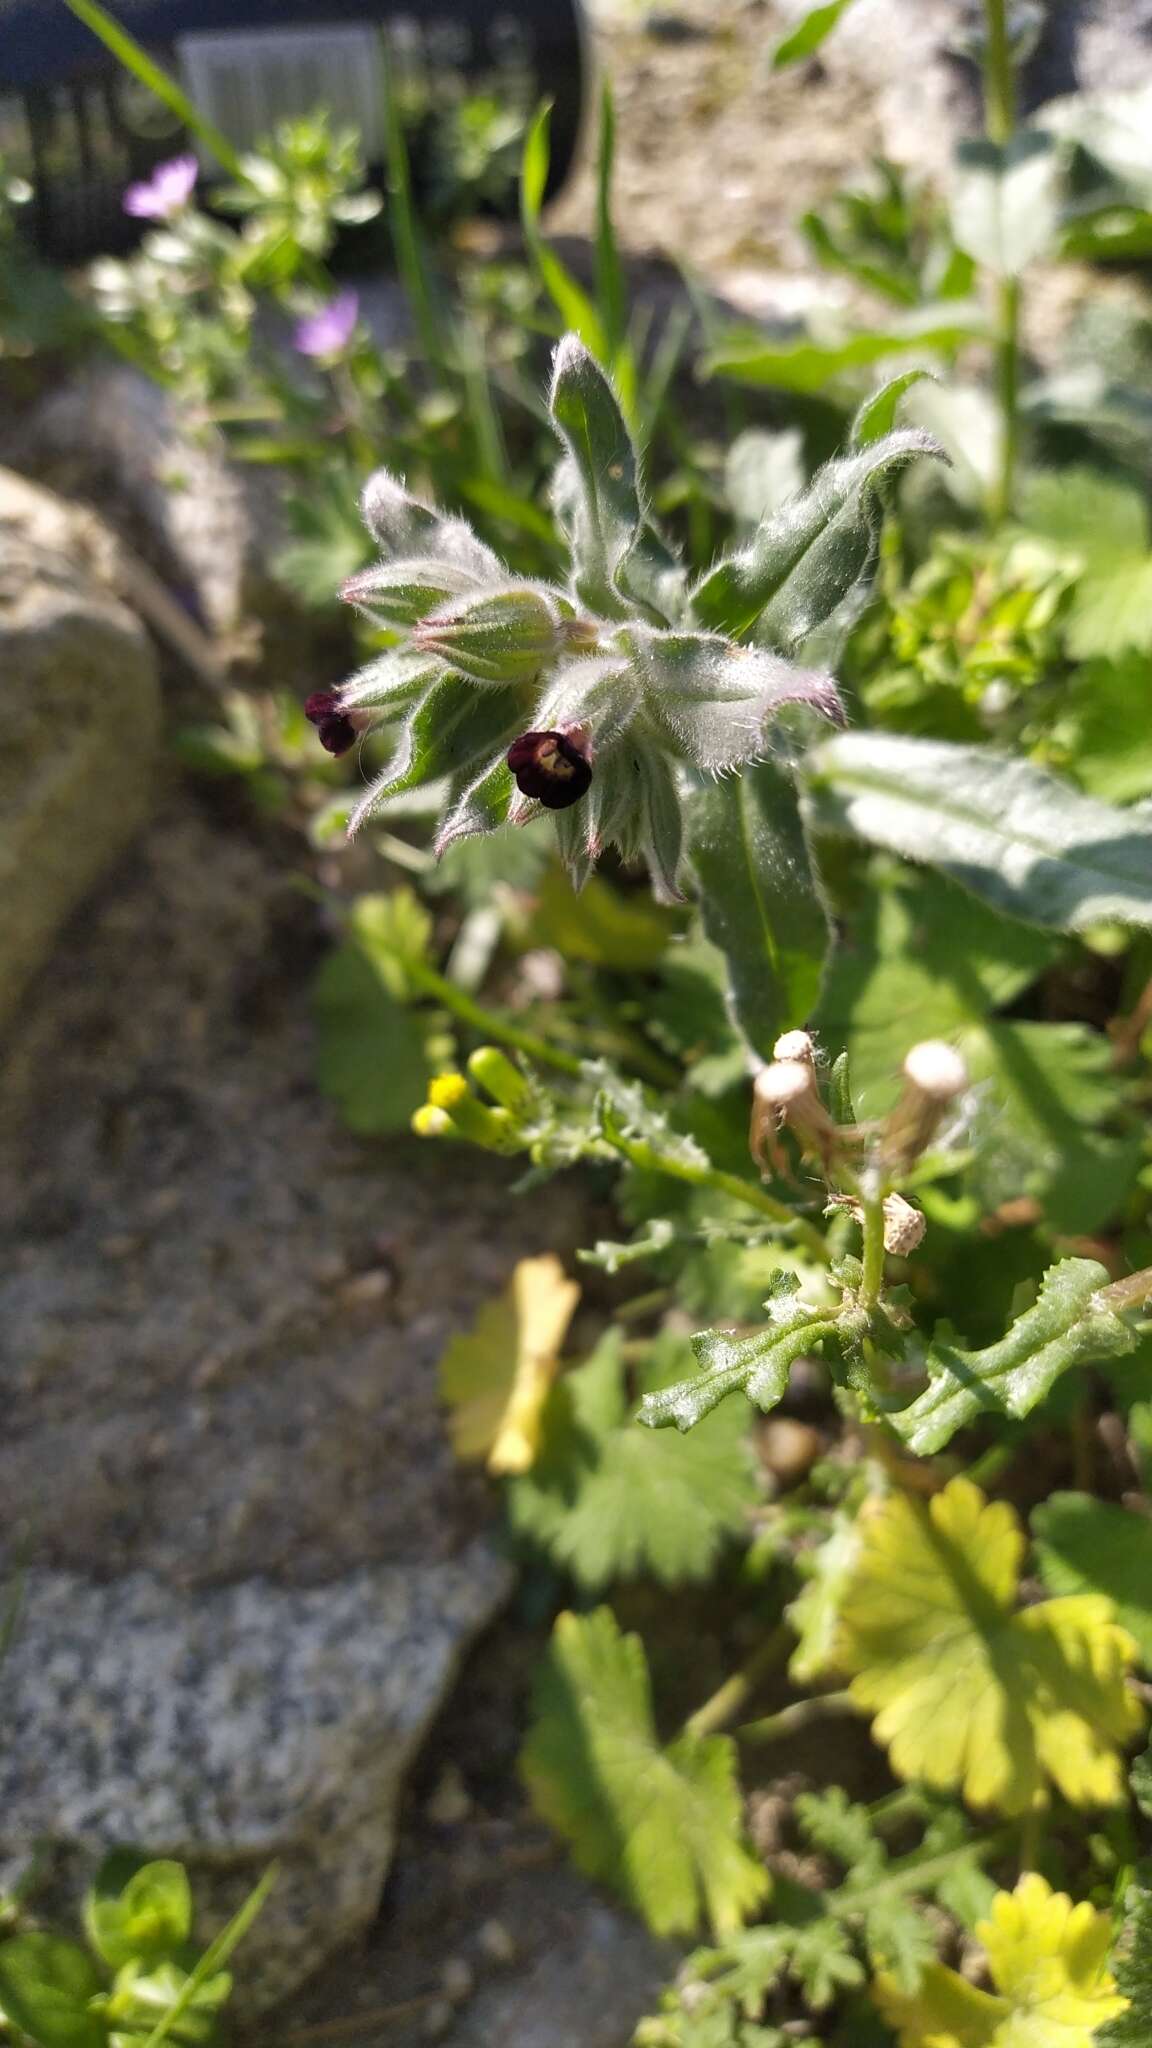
[177,25,386,161]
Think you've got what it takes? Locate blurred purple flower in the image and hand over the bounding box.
[294,290,360,360]
[124,153,199,220]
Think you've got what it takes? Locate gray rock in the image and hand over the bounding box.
[0,1555,512,2011]
[0,468,160,1038]
[772,0,1145,171]
[2,364,283,650]
[0,788,586,2010]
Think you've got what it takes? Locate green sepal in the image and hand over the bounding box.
[350,672,524,834]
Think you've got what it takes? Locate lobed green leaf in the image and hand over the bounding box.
[891,1258,1138,1455]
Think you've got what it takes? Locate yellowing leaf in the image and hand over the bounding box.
[876,1873,1129,2046]
[521,1607,768,1938]
[831,1478,1143,1814]
[439,1255,580,1476]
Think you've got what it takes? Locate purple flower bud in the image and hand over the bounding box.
[123,153,199,220]
[304,690,359,757]
[317,714,358,757]
[506,731,592,810]
[294,290,360,360]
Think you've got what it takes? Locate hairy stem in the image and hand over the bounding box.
[859,1188,888,1309]
[603,1131,831,1262]
[405,959,584,1077]
[983,0,1021,521]
[682,1623,793,1741]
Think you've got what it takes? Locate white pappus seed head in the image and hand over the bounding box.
[902,1041,969,1101]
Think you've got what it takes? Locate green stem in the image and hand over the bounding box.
[859,1189,888,1309]
[1017,1807,1043,1878]
[738,1689,857,1744]
[829,1832,1008,1918]
[405,960,584,1077]
[1097,1266,1152,1314]
[682,1623,792,1741]
[604,1132,830,1262]
[983,0,1020,522]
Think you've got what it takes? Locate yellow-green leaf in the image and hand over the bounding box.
[876,1872,1129,2046]
[831,1478,1143,1814]
[439,1255,580,1475]
[521,1607,768,1938]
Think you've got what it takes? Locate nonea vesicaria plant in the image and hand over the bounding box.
[321,335,936,900]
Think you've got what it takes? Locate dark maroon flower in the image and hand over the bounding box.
[304,690,358,757]
[506,730,592,810]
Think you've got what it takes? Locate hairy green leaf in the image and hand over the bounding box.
[690,429,943,646]
[548,334,642,617]
[521,1608,768,1936]
[687,759,830,1060]
[804,731,1152,931]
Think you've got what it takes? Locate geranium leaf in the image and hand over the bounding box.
[507,1329,758,1588]
[521,1607,768,1937]
[803,731,1152,932]
[891,1258,1139,1455]
[1033,1493,1152,1669]
[876,1873,1129,2046]
[313,944,435,1136]
[689,427,943,646]
[832,1477,1144,1814]
[438,1254,580,1475]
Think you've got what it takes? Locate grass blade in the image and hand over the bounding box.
[59,0,246,180]
[521,103,607,360]
[138,1864,278,2048]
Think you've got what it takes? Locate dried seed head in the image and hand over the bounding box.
[826,1191,926,1256]
[902,1041,969,1099]
[881,1192,926,1255]
[772,1029,817,1067]
[880,1039,969,1169]
[506,730,592,810]
[750,1059,839,1172]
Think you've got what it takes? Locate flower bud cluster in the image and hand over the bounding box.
[304,337,847,894]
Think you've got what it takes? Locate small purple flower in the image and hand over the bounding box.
[294,290,360,361]
[124,153,199,221]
